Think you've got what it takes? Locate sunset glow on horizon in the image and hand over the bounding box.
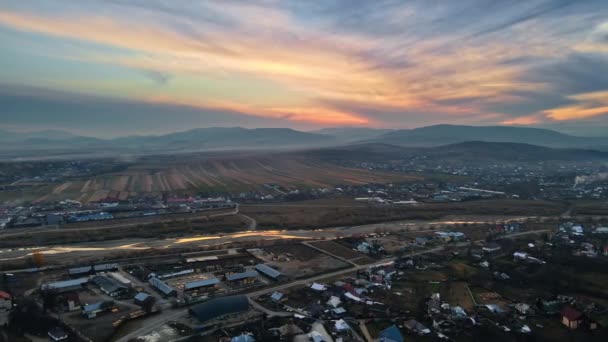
[1,0,607,136]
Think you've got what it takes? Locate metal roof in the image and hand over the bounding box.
[226,271,258,281]
[270,291,283,301]
[379,324,404,342]
[134,292,152,302]
[158,269,194,279]
[186,256,219,263]
[93,263,118,271]
[68,266,92,275]
[92,275,127,294]
[82,301,112,313]
[255,264,283,279]
[184,278,220,290]
[41,278,89,290]
[149,277,175,295]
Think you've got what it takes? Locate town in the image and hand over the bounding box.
[1,214,608,341]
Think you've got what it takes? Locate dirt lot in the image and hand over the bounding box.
[307,240,375,265]
[442,281,475,311]
[62,297,137,342]
[364,234,411,253]
[263,244,350,278]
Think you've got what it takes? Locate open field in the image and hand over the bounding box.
[14,152,421,203]
[307,240,375,265]
[240,199,568,230]
[570,200,608,216]
[0,213,249,249]
[262,243,350,278]
[0,198,568,255]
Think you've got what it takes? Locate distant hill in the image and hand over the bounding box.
[1,127,337,158]
[370,124,608,150]
[312,127,393,142]
[113,127,336,150]
[0,129,83,142]
[308,141,608,162]
[3,124,608,160]
[425,141,608,162]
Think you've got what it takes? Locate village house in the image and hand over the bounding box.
[561,306,583,329]
[48,326,68,341]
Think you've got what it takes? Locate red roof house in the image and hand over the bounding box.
[561,306,583,329]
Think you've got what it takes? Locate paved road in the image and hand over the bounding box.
[247,297,291,317]
[358,319,373,342]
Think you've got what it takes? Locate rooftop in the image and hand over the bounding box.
[134,292,152,302]
[562,306,583,321]
[149,277,175,295]
[255,263,283,278]
[184,278,220,290]
[226,271,259,282]
[41,278,89,290]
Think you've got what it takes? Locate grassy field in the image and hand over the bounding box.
[0,213,249,249]
[307,240,375,264]
[241,199,568,230]
[570,200,608,216]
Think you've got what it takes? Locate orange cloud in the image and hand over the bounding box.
[0,6,575,126]
[544,91,608,120]
[146,95,370,126]
[501,115,542,125]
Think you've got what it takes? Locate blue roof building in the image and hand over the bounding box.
[134,292,152,302]
[68,266,93,276]
[41,278,89,293]
[149,277,176,296]
[231,334,255,342]
[226,271,258,282]
[184,278,220,290]
[255,264,284,280]
[379,325,404,342]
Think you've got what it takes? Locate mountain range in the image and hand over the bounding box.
[2,125,608,158]
[307,141,608,163]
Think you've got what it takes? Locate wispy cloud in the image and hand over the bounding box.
[0,0,607,134]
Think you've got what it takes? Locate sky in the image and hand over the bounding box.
[0,0,607,137]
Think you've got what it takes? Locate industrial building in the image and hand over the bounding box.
[255,263,285,281]
[92,275,129,297]
[225,271,259,287]
[184,278,220,292]
[148,277,176,297]
[41,278,89,293]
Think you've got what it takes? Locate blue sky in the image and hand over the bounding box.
[0,0,607,137]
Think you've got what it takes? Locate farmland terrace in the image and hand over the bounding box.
[7,151,421,203]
